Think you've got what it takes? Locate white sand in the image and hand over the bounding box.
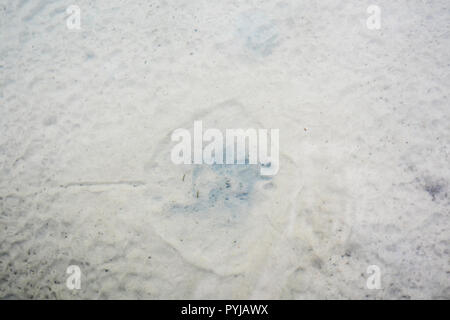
[0,0,449,299]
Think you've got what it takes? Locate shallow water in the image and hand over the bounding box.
[0,0,449,299]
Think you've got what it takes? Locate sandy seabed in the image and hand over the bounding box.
[0,0,449,299]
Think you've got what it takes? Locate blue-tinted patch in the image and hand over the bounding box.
[170,160,271,217]
[237,10,279,56]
